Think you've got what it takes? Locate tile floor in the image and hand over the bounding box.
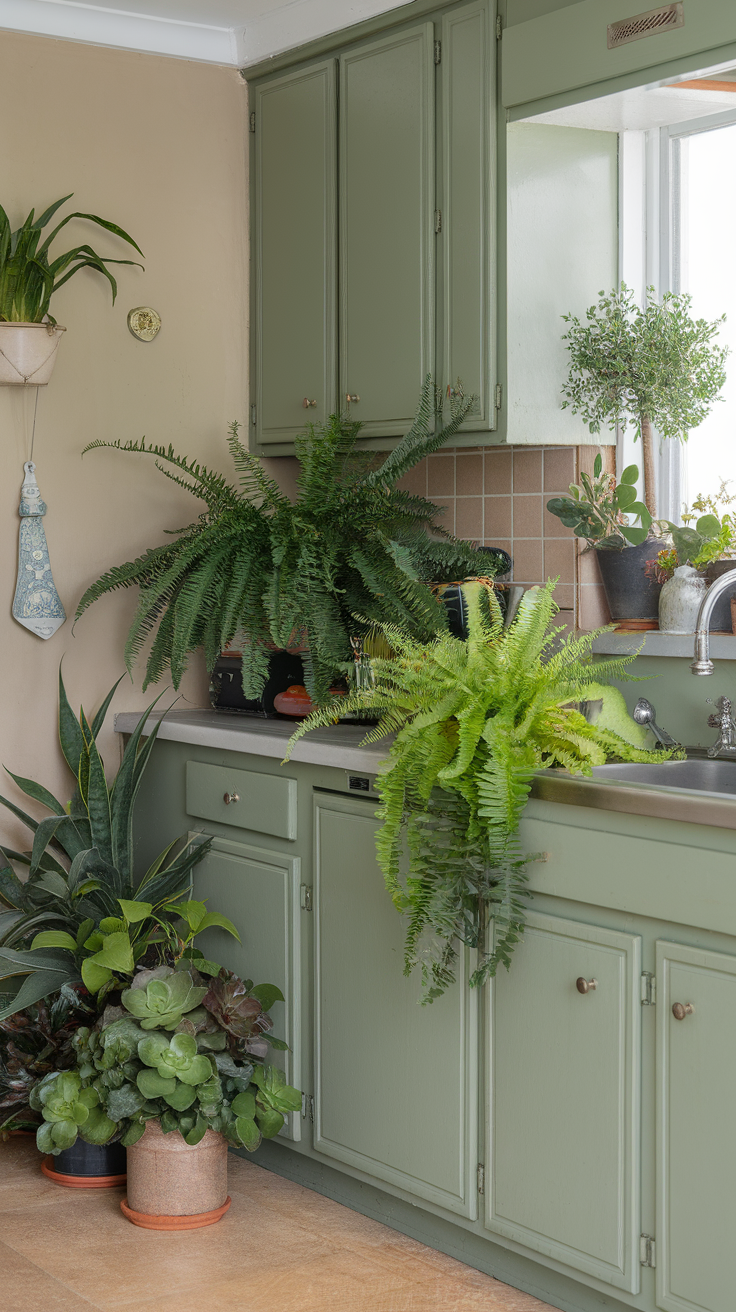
[1,1137,559,1312]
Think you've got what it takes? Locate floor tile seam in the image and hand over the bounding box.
[0,1236,103,1309]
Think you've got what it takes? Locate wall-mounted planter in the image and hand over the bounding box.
[0,322,65,385]
[122,1122,230,1230]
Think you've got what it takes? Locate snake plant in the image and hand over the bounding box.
[75,379,507,705]
[0,671,211,1021]
[0,195,143,323]
[288,580,680,1002]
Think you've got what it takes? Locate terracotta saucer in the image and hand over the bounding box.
[41,1156,127,1188]
[120,1195,231,1229]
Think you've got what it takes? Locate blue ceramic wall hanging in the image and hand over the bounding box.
[12,461,66,639]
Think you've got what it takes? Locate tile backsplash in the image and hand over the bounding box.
[398,444,612,629]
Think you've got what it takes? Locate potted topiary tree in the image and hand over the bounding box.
[0,195,143,384]
[559,285,728,623]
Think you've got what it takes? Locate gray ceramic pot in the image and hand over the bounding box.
[594,540,663,623]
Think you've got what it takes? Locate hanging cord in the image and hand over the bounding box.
[29,385,40,464]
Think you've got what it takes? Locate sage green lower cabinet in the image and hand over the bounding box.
[487,911,642,1294]
[656,940,736,1312]
[312,791,479,1218]
[193,835,303,1142]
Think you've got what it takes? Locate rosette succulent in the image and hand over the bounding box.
[30,1069,116,1155]
[121,969,208,1031]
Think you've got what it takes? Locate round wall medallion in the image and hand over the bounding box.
[127,306,161,341]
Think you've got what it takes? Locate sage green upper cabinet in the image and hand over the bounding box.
[439,0,496,432]
[312,792,478,1217]
[339,25,435,438]
[656,939,736,1312]
[487,911,642,1295]
[251,62,337,446]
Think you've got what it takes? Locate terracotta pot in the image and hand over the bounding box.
[123,1122,230,1230]
[0,322,66,384]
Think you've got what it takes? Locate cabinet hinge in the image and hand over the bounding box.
[640,1235,656,1268]
[495,383,503,410]
[641,972,656,1006]
[250,403,257,426]
[249,110,256,133]
[434,210,442,234]
[300,884,313,912]
[301,1092,315,1122]
[495,14,502,39]
[434,39,442,64]
[477,1163,485,1195]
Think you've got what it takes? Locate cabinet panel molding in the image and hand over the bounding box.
[312,791,478,1217]
[487,910,642,1293]
[656,939,736,1312]
[186,760,297,840]
[251,60,337,446]
[192,835,302,1141]
[339,24,435,438]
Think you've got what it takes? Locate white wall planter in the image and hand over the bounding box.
[0,322,66,385]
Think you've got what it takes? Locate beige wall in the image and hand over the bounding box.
[0,31,249,840]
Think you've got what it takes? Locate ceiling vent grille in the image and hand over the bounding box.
[607,3,684,50]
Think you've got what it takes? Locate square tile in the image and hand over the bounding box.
[512,449,542,493]
[483,448,512,495]
[429,498,454,533]
[484,496,512,540]
[542,503,574,539]
[397,461,427,496]
[456,453,483,496]
[577,546,604,586]
[511,539,543,584]
[578,585,611,629]
[551,584,574,609]
[513,494,542,538]
[544,538,575,585]
[542,447,575,492]
[427,455,455,497]
[455,497,483,540]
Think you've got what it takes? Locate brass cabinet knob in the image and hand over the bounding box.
[302,398,317,408]
[672,1002,694,1020]
[346,393,360,403]
[223,792,240,805]
[576,977,598,994]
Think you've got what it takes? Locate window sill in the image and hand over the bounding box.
[590,632,736,659]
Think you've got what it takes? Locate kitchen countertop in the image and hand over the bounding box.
[114,708,389,774]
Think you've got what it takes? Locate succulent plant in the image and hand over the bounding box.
[138,1032,213,1086]
[121,968,208,1031]
[0,987,94,1135]
[30,1069,116,1154]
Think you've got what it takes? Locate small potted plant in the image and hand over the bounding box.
[0,195,143,384]
[31,962,301,1228]
[545,456,661,623]
[651,480,736,632]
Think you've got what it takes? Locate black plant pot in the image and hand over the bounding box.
[45,1139,127,1184]
[705,560,736,632]
[595,540,663,623]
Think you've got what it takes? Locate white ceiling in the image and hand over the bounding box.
[0,0,410,67]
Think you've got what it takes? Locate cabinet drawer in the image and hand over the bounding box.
[185,761,297,840]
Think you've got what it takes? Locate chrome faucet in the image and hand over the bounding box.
[691,568,736,675]
[706,696,736,759]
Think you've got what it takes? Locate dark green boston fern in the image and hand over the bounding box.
[76,380,505,704]
[288,581,678,1002]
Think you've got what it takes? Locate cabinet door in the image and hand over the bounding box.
[656,940,736,1312]
[339,25,435,439]
[440,0,496,432]
[487,911,642,1294]
[251,62,337,447]
[193,835,303,1141]
[313,793,478,1217]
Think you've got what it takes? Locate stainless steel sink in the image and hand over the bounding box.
[591,758,736,797]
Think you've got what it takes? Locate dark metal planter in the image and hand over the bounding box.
[705,560,736,632]
[41,1139,127,1188]
[595,540,663,623]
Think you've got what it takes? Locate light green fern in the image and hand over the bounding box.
[287,580,682,1001]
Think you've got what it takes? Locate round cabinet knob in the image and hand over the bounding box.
[576,977,598,994]
[346,393,360,404]
[223,792,240,806]
[672,1001,695,1020]
[302,398,317,408]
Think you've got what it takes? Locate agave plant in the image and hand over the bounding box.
[287,581,682,1001]
[0,195,143,323]
[75,379,507,705]
[0,671,211,1021]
